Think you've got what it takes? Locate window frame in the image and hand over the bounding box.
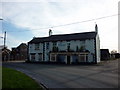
[31,53,35,61]
[50,54,56,62]
[38,53,42,61]
[46,42,49,50]
[35,43,40,50]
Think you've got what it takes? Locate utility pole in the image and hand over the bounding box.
[0,18,3,43]
[4,31,6,49]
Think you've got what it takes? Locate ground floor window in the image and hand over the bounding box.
[30,53,35,61]
[72,54,79,63]
[78,54,88,62]
[57,54,66,63]
[50,53,88,64]
[51,54,56,62]
[38,53,42,61]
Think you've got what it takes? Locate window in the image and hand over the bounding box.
[31,53,35,61]
[79,55,85,62]
[43,43,45,61]
[51,54,56,62]
[67,42,70,46]
[81,40,85,44]
[53,42,57,47]
[78,54,87,62]
[38,53,42,61]
[35,44,39,50]
[46,42,49,49]
[52,42,58,52]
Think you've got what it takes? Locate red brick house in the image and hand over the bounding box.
[10,43,27,60]
[2,47,11,61]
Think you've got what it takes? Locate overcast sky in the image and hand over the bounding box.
[0,0,119,53]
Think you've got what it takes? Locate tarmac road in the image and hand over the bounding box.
[2,59,119,88]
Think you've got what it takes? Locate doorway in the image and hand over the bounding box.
[67,55,71,64]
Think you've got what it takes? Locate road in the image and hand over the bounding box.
[2,59,119,88]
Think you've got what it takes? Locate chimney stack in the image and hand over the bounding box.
[49,29,52,36]
[95,24,98,33]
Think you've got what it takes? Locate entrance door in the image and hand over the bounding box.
[67,56,71,64]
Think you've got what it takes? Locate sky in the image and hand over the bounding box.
[0,0,119,53]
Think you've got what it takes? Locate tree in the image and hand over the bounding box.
[111,50,117,54]
[52,46,58,52]
[79,46,85,51]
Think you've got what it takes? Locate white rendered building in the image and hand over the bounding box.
[28,24,100,64]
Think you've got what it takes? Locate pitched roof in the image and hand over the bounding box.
[28,31,97,43]
[17,43,27,48]
[100,49,110,54]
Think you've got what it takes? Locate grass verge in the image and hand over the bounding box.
[2,67,43,89]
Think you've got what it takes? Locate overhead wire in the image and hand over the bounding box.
[3,14,119,33]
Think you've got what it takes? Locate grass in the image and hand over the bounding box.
[2,67,43,89]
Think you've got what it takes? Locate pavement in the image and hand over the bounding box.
[2,59,119,88]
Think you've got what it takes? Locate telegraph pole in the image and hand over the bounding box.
[1,17,6,49]
[0,18,3,41]
[4,31,6,49]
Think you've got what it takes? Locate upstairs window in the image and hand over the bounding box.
[29,46,32,49]
[46,42,49,50]
[67,42,70,51]
[35,44,39,50]
[81,40,85,45]
[53,42,57,47]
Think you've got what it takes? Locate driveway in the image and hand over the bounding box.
[2,59,119,88]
